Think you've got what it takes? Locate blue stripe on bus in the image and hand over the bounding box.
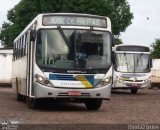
[85,75,94,86]
[49,74,75,81]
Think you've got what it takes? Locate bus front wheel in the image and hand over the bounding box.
[85,99,102,110]
[26,97,38,109]
[130,88,138,94]
[16,93,24,101]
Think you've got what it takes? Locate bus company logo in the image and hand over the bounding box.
[132,77,137,82]
[67,70,86,74]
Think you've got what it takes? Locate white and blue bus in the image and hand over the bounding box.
[112,44,152,94]
[12,13,113,110]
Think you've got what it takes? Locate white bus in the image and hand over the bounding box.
[112,44,152,94]
[12,13,113,110]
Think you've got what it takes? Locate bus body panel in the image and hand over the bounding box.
[12,55,27,96]
[12,13,113,109]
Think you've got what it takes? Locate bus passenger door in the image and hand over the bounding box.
[26,30,36,97]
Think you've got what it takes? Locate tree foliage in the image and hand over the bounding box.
[0,0,133,47]
[114,38,123,45]
[151,38,160,58]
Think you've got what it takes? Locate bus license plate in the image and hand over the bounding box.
[68,91,81,96]
[131,84,141,87]
[131,84,137,86]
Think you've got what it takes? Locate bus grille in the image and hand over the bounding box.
[124,79,143,82]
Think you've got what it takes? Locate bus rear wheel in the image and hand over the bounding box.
[130,88,138,94]
[85,99,102,110]
[26,97,38,109]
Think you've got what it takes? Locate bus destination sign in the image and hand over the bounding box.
[43,15,107,28]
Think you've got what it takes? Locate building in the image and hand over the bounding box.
[0,47,13,86]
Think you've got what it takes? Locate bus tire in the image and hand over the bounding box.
[16,93,24,101]
[149,83,154,89]
[130,88,138,94]
[85,99,102,110]
[26,97,38,109]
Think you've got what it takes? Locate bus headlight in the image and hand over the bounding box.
[35,74,52,86]
[100,77,112,86]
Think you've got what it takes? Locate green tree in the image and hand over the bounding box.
[151,38,160,58]
[114,35,123,45]
[0,0,133,47]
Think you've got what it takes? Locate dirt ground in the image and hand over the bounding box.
[0,87,159,130]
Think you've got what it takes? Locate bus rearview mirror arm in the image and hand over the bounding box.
[30,29,36,42]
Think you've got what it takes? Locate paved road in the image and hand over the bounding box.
[0,87,159,129]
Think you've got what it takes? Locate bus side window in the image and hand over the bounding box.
[14,42,17,60]
[25,33,28,55]
[13,43,16,60]
[20,37,23,57]
[16,41,18,59]
[22,37,24,57]
[20,38,22,58]
[18,39,20,58]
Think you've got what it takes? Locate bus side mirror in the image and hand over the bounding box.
[112,35,115,47]
[112,52,115,65]
[150,58,152,68]
[30,29,36,42]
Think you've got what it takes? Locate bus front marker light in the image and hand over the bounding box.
[35,74,39,78]
[44,79,49,84]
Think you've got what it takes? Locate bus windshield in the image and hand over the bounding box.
[36,29,111,70]
[116,53,150,73]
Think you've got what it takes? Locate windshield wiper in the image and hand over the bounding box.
[124,52,129,71]
[57,26,71,48]
[136,53,143,64]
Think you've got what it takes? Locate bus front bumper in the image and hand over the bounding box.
[33,83,111,100]
[112,80,151,89]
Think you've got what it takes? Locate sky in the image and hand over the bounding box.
[0,0,20,25]
[120,0,160,47]
[0,0,160,47]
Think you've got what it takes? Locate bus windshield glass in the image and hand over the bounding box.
[116,53,150,73]
[36,29,111,70]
